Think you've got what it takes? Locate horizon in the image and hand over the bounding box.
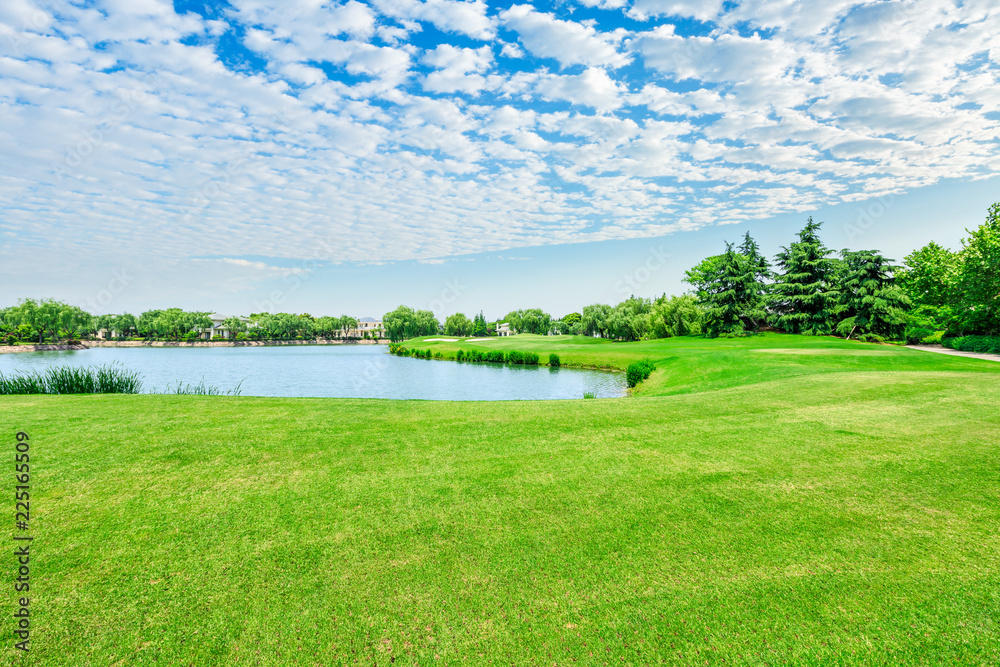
[2,0,998,320]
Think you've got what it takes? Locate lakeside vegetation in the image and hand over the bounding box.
[3,333,999,664]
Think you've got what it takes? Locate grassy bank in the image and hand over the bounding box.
[406,332,999,395]
[3,334,999,665]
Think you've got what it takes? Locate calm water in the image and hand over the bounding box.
[0,345,626,400]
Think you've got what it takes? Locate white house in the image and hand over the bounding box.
[341,317,383,338]
[202,314,250,340]
[497,322,513,337]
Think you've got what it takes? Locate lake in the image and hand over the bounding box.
[0,345,626,400]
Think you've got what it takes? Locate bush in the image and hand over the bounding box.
[626,360,655,388]
[485,350,504,363]
[506,350,525,365]
[944,335,1000,354]
[456,349,465,361]
[921,331,945,344]
[549,353,560,367]
[905,325,935,345]
[523,351,539,365]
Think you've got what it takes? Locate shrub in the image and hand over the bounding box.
[433,351,443,359]
[456,349,465,361]
[506,350,525,365]
[945,335,1000,354]
[626,360,655,388]
[523,351,539,365]
[486,350,504,363]
[921,331,945,345]
[905,325,935,345]
[548,353,560,367]
[583,392,596,399]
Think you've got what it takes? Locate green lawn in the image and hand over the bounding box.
[4,333,1000,665]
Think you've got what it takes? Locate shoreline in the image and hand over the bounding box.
[0,339,387,354]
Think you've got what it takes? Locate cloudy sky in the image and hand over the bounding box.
[1,0,998,319]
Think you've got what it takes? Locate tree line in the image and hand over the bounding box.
[5,203,996,346]
[0,305,371,344]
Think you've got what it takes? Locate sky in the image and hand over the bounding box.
[1,0,998,321]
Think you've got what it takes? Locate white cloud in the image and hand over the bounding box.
[421,44,494,94]
[635,27,800,83]
[536,67,625,113]
[628,0,725,22]
[369,0,494,39]
[500,5,630,69]
[0,0,998,298]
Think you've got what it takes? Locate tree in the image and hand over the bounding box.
[222,316,247,340]
[444,313,473,337]
[693,244,751,337]
[561,312,582,326]
[472,311,487,337]
[898,241,959,309]
[581,304,612,338]
[607,297,651,341]
[502,309,551,335]
[769,218,840,335]
[340,316,358,337]
[835,250,910,340]
[737,232,771,331]
[113,313,137,338]
[649,295,702,338]
[954,203,1000,335]
[383,306,415,343]
[684,238,768,337]
[413,310,440,336]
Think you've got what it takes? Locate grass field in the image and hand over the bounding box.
[3,333,999,665]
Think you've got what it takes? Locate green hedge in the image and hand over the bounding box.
[626,360,655,388]
[941,335,1000,354]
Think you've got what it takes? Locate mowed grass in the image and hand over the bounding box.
[3,334,1000,665]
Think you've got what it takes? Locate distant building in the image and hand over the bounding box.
[497,322,513,337]
[203,314,250,340]
[342,317,383,338]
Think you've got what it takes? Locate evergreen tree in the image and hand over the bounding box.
[769,218,839,335]
[472,311,487,337]
[835,250,910,340]
[737,231,771,332]
[684,236,768,337]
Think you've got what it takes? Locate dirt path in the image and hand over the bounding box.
[905,344,1000,363]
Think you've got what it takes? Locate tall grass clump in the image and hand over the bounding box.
[0,363,142,395]
[626,360,655,388]
[161,379,244,396]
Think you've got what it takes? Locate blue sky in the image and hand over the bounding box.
[1,0,998,320]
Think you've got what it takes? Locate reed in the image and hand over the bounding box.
[0,363,143,395]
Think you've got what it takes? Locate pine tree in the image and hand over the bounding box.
[700,244,750,337]
[472,311,487,337]
[737,231,771,332]
[769,218,839,335]
[835,250,910,340]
